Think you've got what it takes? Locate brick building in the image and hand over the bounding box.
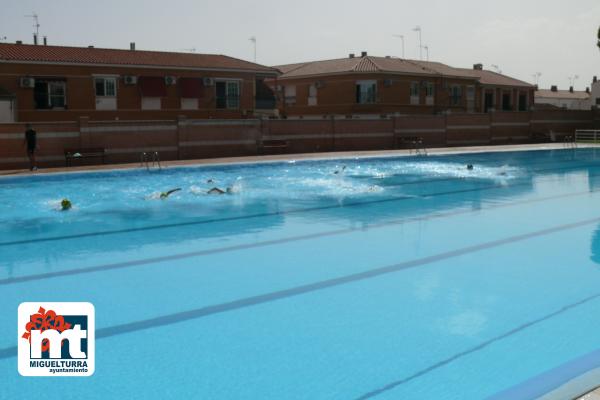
[534,85,591,110]
[270,53,534,118]
[0,42,278,123]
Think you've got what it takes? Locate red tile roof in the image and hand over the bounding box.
[535,89,590,100]
[275,56,533,88]
[0,43,278,74]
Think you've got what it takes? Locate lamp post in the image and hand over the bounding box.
[413,26,422,60]
[249,36,256,63]
[392,34,405,58]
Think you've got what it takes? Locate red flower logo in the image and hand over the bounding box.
[21,307,72,352]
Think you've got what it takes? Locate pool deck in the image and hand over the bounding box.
[2,143,599,177]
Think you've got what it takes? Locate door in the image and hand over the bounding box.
[0,99,15,123]
[484,92,494,112]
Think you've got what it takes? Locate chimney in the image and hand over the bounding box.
[534,84,539,91]
[473,63,483,70]
[43,36,47,46]
[130,42,136,51]
[349,53,355,58]
[88,45,94,48]
[594,76,598,83]
[33,33,38,45]
[586,87,590,94]
[16,40,22,45]
[569,86,574,93]
[361,51,367,57]
[551,85,557,92]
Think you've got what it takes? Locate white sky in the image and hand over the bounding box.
[2,0,599,90]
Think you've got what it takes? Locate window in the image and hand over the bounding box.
[410,82,420,97]
[308,84,317,106]
[34,80,66,109]
[450,85,462,106]
[425,82,434,97]
[518,94,527,111]
[94,77,117,97]
[502,92,512,111]
[356,80,376,104]
[595,98,600,105]
[216,81,240,109]
[284,85,296,105]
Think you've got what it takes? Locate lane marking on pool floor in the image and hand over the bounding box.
[353,291,600,400]
[1,214,600,360]
[2,185,599,286]
[0,158,597,248]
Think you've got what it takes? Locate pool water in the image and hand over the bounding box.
[2,148,600,399]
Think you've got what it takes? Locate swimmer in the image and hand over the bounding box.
[206,179,214,183]
[207,187,233,195]
[466,164,474,170]
[334,165,347,175]
[160,188,181,199]
[61,199,72,211]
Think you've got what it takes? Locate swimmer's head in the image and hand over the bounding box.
[61,199,72,210]
[467,164,474,170]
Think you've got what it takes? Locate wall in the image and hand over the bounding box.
[0,62,270,122]
[272,74,534,117]
[0,110,597,170]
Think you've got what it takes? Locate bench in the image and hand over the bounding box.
[65,148,106,167]
[258,139,288,154]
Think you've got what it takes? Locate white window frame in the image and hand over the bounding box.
[216,79,241,110]
[94,77,117,98]
[284,85,297,105]
[308,84,318,106]
[356,80,377,104]
[450,85,462,106]
[410,81,420,105]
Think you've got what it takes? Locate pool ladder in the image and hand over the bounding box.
[140,151,162,170]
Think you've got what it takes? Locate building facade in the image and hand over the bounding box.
[0,42,278,122]
[270,53,534,118]
[534,86,591,110]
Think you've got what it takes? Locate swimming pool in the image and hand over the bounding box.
[2,147,600,399]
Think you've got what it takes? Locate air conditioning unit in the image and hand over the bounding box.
[165,76,177,85]
[383,79,393,87]
[20,77,35,88]
[203,77,215,86]
[315,81,325,89]
[123,75,138,85]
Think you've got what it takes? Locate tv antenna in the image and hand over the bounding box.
[25,12,40,37]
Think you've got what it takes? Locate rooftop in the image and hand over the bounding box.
[275,55,534,88]
[535,88,590,100]
[0,42,278,74]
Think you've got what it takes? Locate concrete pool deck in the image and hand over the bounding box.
[1,143,599,177]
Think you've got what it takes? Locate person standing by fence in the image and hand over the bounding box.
[23,123,38,171]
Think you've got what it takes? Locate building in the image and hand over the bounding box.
[590,76,600,108]
[270,53,534,118]
[534,85,591,110]
[0,42,279,123]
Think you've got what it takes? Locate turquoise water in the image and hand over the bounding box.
[2,148,600,399]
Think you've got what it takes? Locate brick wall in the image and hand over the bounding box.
[1,110,597,170]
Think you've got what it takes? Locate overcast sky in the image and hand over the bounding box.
[2,0,599,90]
